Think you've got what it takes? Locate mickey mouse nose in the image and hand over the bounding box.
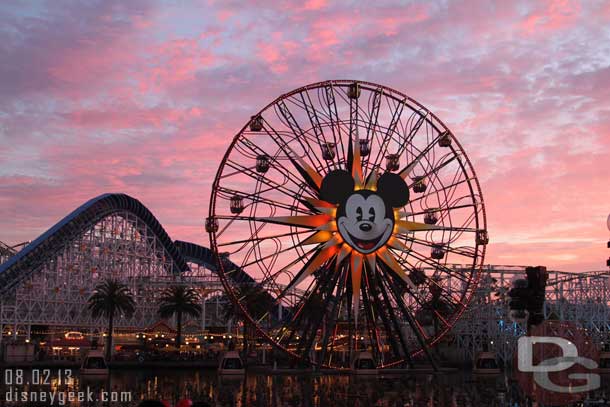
[359,223,372,232]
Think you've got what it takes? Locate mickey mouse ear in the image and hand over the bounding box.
[377,173,409,207]
[320,170,355,204]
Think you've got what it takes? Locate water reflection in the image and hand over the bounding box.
[1,369,608,406]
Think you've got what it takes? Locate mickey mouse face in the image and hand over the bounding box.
[320,170,410,254]
[338,192,393,253]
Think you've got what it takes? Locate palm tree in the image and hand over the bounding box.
[300,292,326,337]
[158,286,202,347]
[88,279,136,361]
[222,284,273,354]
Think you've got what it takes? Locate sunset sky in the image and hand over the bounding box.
[1,0,609,272]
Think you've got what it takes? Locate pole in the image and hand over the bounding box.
[202,296,206,332]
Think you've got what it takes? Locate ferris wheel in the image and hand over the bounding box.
[207,80,488,368]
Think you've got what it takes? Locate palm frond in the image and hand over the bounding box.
[157,285,202,319]
[87,279,136,320]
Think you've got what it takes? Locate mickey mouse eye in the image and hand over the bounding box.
[368,207,375,222]
[356,207,363,221]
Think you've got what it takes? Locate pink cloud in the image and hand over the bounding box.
[2,0,610,275]
[520,0,582,35]
[62,105,199,129]
[379,4,430,35]
[302,0,328,11]
[146,38,217,89]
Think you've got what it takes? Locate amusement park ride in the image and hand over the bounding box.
[0,80,608,370]
[206,80,487,369]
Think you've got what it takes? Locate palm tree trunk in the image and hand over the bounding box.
[176,311,182,348]
[106,311,114,362]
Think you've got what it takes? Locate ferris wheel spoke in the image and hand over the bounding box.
[252,213,334,230]
[409,289,453,332]
[217,229,313,248]
[365,265,409,365]
[361,88,383,171]
[402,110,427,146]
[368,97,406,171]
[274,100,327,175]
[294,90,340,171]
[405,202,475,217]
[408,154,459,189]
[279,276,320,330]
[348,95,361,160]
[237,137,315,190]
[366,266,399,353]
[325,84,349,162]
[403,236,477,260]
[215,186,314,216]
[394,220,477,235]
[395,219,448,232]
[397,133,441,180]
[407,177,477,206]
[223,159,316,207]
[394,248,470,285]
[348,90,384,146]
[385,269,452,331]
[298,288,339,361]
[445,213,479,245]
[294,265,342,361]
[372,266,414,364]
[379,269,439,368]
[258,245,322,296]
[360,272,384,363]
[281,294,322,348]
[427,275,467,309]
[279,281,321,343]
[394,222,478,235]
[237,237,318,271]
[446,245,477,259]
[318,264,348,365]
[284,95,328,144]
[389,111,428,165]
[279,242,341,292]
[431,309,451,329]
[436,289,464,312]
[255,121,324,196]
[381,265,428,309]
[251,186,316,214]
[282,89,330,123]
[412,176,472,210]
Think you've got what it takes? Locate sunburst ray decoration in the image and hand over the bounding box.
[261,133,449,316]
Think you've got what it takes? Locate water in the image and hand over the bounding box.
[1,368,608,406]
